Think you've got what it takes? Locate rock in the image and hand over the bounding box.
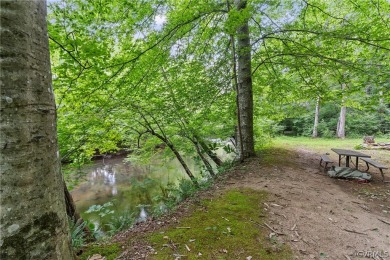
[88,254,106,260]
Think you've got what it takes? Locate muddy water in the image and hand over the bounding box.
[70,156,199,229]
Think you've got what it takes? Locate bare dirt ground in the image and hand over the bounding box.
[225,148,390,259]
[113,147,390,260]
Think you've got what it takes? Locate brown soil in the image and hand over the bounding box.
[113,148,390,259]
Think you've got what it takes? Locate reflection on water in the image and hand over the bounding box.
[138,207,148,222]
[70,155,199,229]
[69,146,233,231]
[90,165,116,195]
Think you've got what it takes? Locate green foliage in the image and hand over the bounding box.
[48,0,390,167]
[276,100,390,138]
[129,176,158,205]
[105,210,135,236]
[69,218,87,250]
[85,201,136,237]
[354,144,364,150]
[151,178,197,216]
[254,119,279,149]
[86,202,115,218]
[317,120,335,139]
[177,179,197,199]
[62,167,88,191]
[217,159,235,174]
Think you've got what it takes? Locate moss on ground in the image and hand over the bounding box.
[79,242,121,260]
[148,189,292,259]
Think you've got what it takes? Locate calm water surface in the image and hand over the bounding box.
[70,156,199,228]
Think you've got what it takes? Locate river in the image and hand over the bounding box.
[69,155,201,231]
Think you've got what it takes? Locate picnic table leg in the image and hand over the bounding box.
[379,169,385,182]
[365,162,370,171]
[346,156,350,167]
[338,155,341,166]
[355,157,359,170]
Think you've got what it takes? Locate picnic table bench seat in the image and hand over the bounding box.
[360,157,388,182]
[320,154,334,172]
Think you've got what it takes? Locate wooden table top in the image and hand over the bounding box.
[331,148,371,158]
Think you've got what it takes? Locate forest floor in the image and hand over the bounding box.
[83,143,390,260]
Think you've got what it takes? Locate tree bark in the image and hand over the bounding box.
[235,0,255,159]
[0,1,74,259]
[312,96,320,138]
[337,84,346,139]
[167,143,198,185]
[227,0,244,161]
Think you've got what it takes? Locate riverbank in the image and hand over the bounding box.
[78,140,390,259]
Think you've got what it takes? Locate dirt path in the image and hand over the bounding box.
[225,148,390,259]
[114,147,390,259]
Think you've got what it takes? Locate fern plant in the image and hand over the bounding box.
[69,218,87,250]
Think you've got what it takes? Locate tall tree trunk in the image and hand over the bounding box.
[227,0,244,161]
[337,84,346,139]
[0,1,74,259]
[312,96,320,138]
[235,0,255,159]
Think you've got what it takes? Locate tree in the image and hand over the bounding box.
[0,1,73,258]
[47,0,389,167]
[312,96,320,138]
[336,83,347,138]
[233,0,255,159]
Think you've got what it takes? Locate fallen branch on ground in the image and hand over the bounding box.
[249,219,285,235]
[263,222,285,235]
[342,228,367,235]
[291,223,297,231]
[378,218,390,225]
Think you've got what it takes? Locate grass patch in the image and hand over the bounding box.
[272,136,365,153]
[79,242,121,260]
[271,136,390,166]
[148,189,292,259]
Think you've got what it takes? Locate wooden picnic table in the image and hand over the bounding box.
[331,148,371,170]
